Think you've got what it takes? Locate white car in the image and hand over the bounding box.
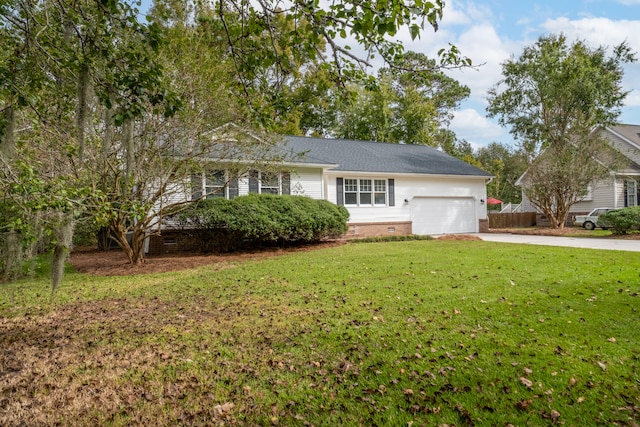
[574,208,616,230]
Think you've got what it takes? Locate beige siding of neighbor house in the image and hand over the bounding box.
[571,175,617,212]
[598,128,640,171]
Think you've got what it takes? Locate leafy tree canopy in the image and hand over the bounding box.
[487,34,636,227]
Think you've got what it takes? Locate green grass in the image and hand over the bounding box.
[1,240,639,426]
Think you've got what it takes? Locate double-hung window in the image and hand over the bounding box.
[205,170,226,199]
[248,170,291,195]
[260,172,280,194]
[191,169,239,200]
[343,178,388,206]
[625,179,638,207]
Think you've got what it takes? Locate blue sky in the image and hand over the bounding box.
[139,0,640,149]
[410,0,640,149]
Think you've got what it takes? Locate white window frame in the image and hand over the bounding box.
[343,178,388,207]
[580,184,593,201]
[625,179,638,207]
[259,171,282,195]
[204,169,227,199]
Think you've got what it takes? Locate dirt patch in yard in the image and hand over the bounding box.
[69,240,346,277]
[69,229,639,277]
[437,234,482,241]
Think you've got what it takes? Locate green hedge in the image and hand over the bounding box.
[177,194,350,252]
[598,206,640,235]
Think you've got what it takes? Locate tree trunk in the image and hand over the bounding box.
[108,221,146,264]
[76,65,90,162]
[1,230,23,282]
[0,105,16,158]
[124,119,135,185]
[51,212,75,293]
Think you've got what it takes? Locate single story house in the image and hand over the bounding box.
[149,132,492,253]
[517,124,640,222]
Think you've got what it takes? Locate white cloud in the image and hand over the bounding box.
[450,108,505,146]
[541,17,640,51]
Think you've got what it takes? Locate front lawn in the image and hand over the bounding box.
[1,240,639,426]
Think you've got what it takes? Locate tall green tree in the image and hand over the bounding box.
[475,142,528,204]
[0,0,178,276]
[328,52,469,146]
[487,34,636,228]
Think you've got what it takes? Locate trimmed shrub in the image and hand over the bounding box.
[176,194,349,252]
[598,206,640,235]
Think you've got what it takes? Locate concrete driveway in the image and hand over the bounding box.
[477,233,640,252]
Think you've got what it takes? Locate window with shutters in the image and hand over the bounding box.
[260,172,280,194]
[624,179,638,207]
[205,170,226,199]
[191,169,239,200]
[343,178,389,206]
[248,171,291,195]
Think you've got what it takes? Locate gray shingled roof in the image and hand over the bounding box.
[280,136,492,177]
[609,124,640,148]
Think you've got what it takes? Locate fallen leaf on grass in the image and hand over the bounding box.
[577,396,586,403]
[607,337,616,343]
[515,399,533,410]
[213,402,235,418]
[454,402,474,425]
[519,377,533,388]
[597,361,607,371]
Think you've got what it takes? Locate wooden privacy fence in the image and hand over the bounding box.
[488,212,537,228]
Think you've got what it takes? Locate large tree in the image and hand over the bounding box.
[0,0,179,275]
[327,52,470,147]
[487,34,636,228]
[475,142,528,204]
[2,0,471,274]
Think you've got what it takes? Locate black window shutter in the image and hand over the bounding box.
[228,177,239,199]
[624,180,629,207]
[249,170,259,194]
[191,174,202,200]
[282,172,290,195]
[337,178,344,205]
[388,179,395,206]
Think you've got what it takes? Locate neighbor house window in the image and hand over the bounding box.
[580,184,593,201]
[624,179,638,207]
[343,178,388,206]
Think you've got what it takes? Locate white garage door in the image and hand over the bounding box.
[411,197,477,235]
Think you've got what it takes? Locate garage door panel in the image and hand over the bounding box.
[411,197,476,235]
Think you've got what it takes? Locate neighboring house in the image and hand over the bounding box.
[150,132,492,253]
[517,124,640,219]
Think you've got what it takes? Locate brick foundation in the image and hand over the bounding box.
[344,221,413,239]
[147,230,199,255]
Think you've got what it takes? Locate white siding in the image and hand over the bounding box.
[290,168,323,199]
[326,172,487,227]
